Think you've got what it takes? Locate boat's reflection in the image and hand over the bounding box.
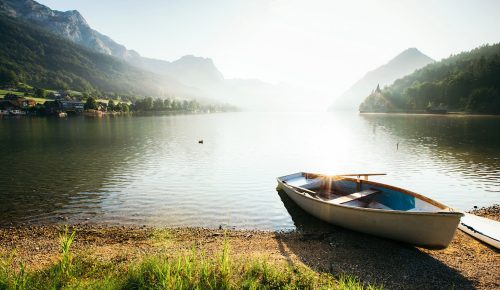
[276,189,337,233]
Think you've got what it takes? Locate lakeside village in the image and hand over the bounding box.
[0,85,233,117]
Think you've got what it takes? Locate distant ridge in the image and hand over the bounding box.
[328,48,434,111]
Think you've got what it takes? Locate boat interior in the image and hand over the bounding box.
[279,172,446,212]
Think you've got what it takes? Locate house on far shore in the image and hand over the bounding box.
[44,100,84,115]
[51,90,71,99]
[0,100,24,115]
[97,101,108,112]
[426,102,448,114]
[0,102,12,115]
[3,94,36,108]
[0,94,35,115]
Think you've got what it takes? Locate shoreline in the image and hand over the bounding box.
[0,206,498,289]
[359,111,500,117]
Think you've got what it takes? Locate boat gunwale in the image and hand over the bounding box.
[277,172,464,217]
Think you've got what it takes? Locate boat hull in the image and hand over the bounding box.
[278,179,462,249]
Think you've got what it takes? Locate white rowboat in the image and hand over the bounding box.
[277,172,464,249]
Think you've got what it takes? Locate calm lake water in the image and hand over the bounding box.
[0,113,499,230]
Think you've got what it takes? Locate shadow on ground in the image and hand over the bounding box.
[275,189,475,289]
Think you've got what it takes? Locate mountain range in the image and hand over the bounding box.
[1,0,441,111]
[328,48,435,111]
[1,0,326,110]
[0,14,170,95]
[0,0,223,88]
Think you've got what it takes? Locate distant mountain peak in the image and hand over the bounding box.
[402,47,420,53]
[179,54,208,60]
[1,0,88,23]
[170,55,224,84]
[176,55,216,66]
[389,47,433,65]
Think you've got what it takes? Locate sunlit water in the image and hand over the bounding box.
[0,113,499,230]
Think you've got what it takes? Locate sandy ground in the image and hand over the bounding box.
[0,206,498,290]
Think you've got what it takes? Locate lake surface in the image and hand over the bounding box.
[0,113,499,230]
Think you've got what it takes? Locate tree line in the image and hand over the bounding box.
[83,96,202,113]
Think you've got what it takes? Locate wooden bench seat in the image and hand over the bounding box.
[328,189,380,205]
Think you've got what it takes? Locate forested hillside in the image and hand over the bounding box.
[0,14,169,95]
[360,43,500,114]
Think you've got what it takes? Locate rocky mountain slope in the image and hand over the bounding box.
[0,0,223,88]
[0,13,200,96]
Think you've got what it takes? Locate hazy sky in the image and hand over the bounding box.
[39,0,500,96]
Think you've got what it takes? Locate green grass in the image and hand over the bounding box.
[0,95,48,105]
[0,228,382,290]
[0,90,47,104]
[0,90,24,96]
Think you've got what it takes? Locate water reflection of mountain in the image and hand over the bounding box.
[0,117,144,225]
[360,114,500,181]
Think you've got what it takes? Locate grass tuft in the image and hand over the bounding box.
[58,226,76,278]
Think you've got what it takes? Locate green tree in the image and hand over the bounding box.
[182,100,189,111]
[466,87,500,114]
[108,100,116,111]
[120,103,130,113]
[189,100,200,111]
[143,97,153,111]
[153,98,164,111]
[171,100,180,111]
[163,98,172,110]
[35,88,47,98]
[0,68,18,85]
[84,97,98,110]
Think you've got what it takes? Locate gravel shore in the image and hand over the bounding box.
[0,205,498,289]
